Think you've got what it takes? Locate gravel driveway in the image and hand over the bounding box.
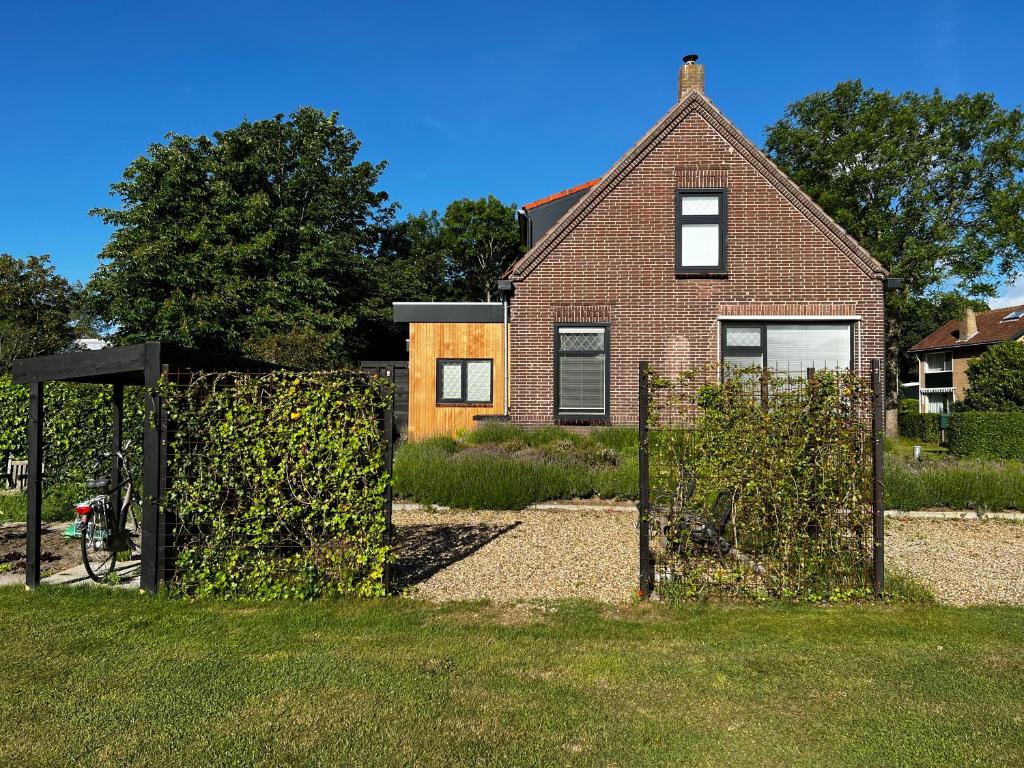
[886,518,1024,606]
[392,506,638,603]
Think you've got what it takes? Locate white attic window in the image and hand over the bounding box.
[1002,310,1024,321]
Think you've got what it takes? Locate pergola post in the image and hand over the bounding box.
[25,381,44,589]
[140,344,162,594]
[111,383,123,516]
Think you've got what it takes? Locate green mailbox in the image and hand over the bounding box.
[939,413,951,430]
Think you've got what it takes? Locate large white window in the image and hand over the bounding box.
[722,321,854,376]
[556,326,608,418]
[677,189,726,274]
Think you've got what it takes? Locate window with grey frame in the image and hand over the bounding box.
[555,325,608,419]
[677,188,727,275]
[721,321,854,376]
[436,358,492,405]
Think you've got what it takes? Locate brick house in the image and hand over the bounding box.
[395,56,891,438]
[909,305,1024,413]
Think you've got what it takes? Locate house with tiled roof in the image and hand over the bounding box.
[393,55,895,438]
[909,305,1024,413]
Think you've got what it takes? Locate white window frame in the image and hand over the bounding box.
[924,351,952,373]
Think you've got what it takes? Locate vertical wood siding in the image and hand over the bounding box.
[408,322,505,439]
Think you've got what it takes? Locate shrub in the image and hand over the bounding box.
[885,455,1024,511]
[962,342,1024,411]
[0,484,87,523]
[164,371,392,599]
[394,424,640,509]
[947,411,1024,459]
[898,411,942,443]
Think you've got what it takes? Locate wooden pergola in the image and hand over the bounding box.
[12,342,282,593]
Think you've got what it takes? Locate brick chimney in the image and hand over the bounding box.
[678,54,704,98]
[959,308,978,341]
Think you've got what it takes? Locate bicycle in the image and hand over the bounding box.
[73,447,142,583]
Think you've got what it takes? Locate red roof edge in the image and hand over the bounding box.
[522,178,601,211]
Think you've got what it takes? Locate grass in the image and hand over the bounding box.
[0,588,1021,767]
[0,484,82,524]
[394,424,638,509]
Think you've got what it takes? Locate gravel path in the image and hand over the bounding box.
[887,518,1024,606]
[392,507,638,603]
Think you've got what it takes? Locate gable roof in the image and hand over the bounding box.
[504,90,887,281]
[910,304,1024,353]
[522,179,601,211]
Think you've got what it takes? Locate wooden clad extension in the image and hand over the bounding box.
[408,322,505,439]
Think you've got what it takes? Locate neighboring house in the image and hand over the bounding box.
[909,305,1024,413]
[395,55,893,439]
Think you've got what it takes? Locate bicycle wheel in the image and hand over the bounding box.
[81,506,118,583]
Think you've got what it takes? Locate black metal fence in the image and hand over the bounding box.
[638,360,885,601]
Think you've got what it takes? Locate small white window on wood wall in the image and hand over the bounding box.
[436,359,492,405]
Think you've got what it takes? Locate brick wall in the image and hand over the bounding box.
[508,98,886,427]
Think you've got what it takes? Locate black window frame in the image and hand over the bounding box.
[720,320,856,375]
[676,188,727,276]
[435,358,493,405]
[554,323,610,422]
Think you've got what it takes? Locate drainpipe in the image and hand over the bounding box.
[497,279,515,417]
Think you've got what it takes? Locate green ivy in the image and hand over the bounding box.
[163,371,393,600]
[647,367,875,601]
[0,374,144,486]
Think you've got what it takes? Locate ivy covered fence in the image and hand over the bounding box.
[640,363,881,602]
[164,371,394,600]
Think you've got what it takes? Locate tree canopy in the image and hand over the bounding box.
[88,107,394,368]
[963,342,1024,411]
[764,80,1024,395]
[436,196,523,302]
[0,254,80,372]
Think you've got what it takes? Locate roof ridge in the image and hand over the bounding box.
[505,91,887,282]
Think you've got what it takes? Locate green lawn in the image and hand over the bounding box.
[1,588,1022,767]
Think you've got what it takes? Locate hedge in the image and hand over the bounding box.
[898,411,942,443]
[0,374,144,485]
[948,411,1024,459]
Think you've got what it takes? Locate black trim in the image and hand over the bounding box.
[554,323,610,420]
[394,303,504,324]
[720,320,856,374]
[924,371,953,388]
[676,188,727,276]
[435,358,493,405]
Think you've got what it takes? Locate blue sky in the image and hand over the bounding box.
[2,0,1023,302]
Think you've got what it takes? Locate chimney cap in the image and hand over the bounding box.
[683,54,699,64]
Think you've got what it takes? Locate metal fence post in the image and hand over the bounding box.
[638,361,653,598]
[871,358,885,597]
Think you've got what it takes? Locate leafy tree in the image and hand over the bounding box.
[764,81,1024,400]
[437,196,523,302]
[88,107,394,367]
[962,342,1024,411]
[0,254,79,372]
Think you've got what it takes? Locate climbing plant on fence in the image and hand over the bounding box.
[163,371,393,600]
[0,374,143,484]
[646,367,876,601]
